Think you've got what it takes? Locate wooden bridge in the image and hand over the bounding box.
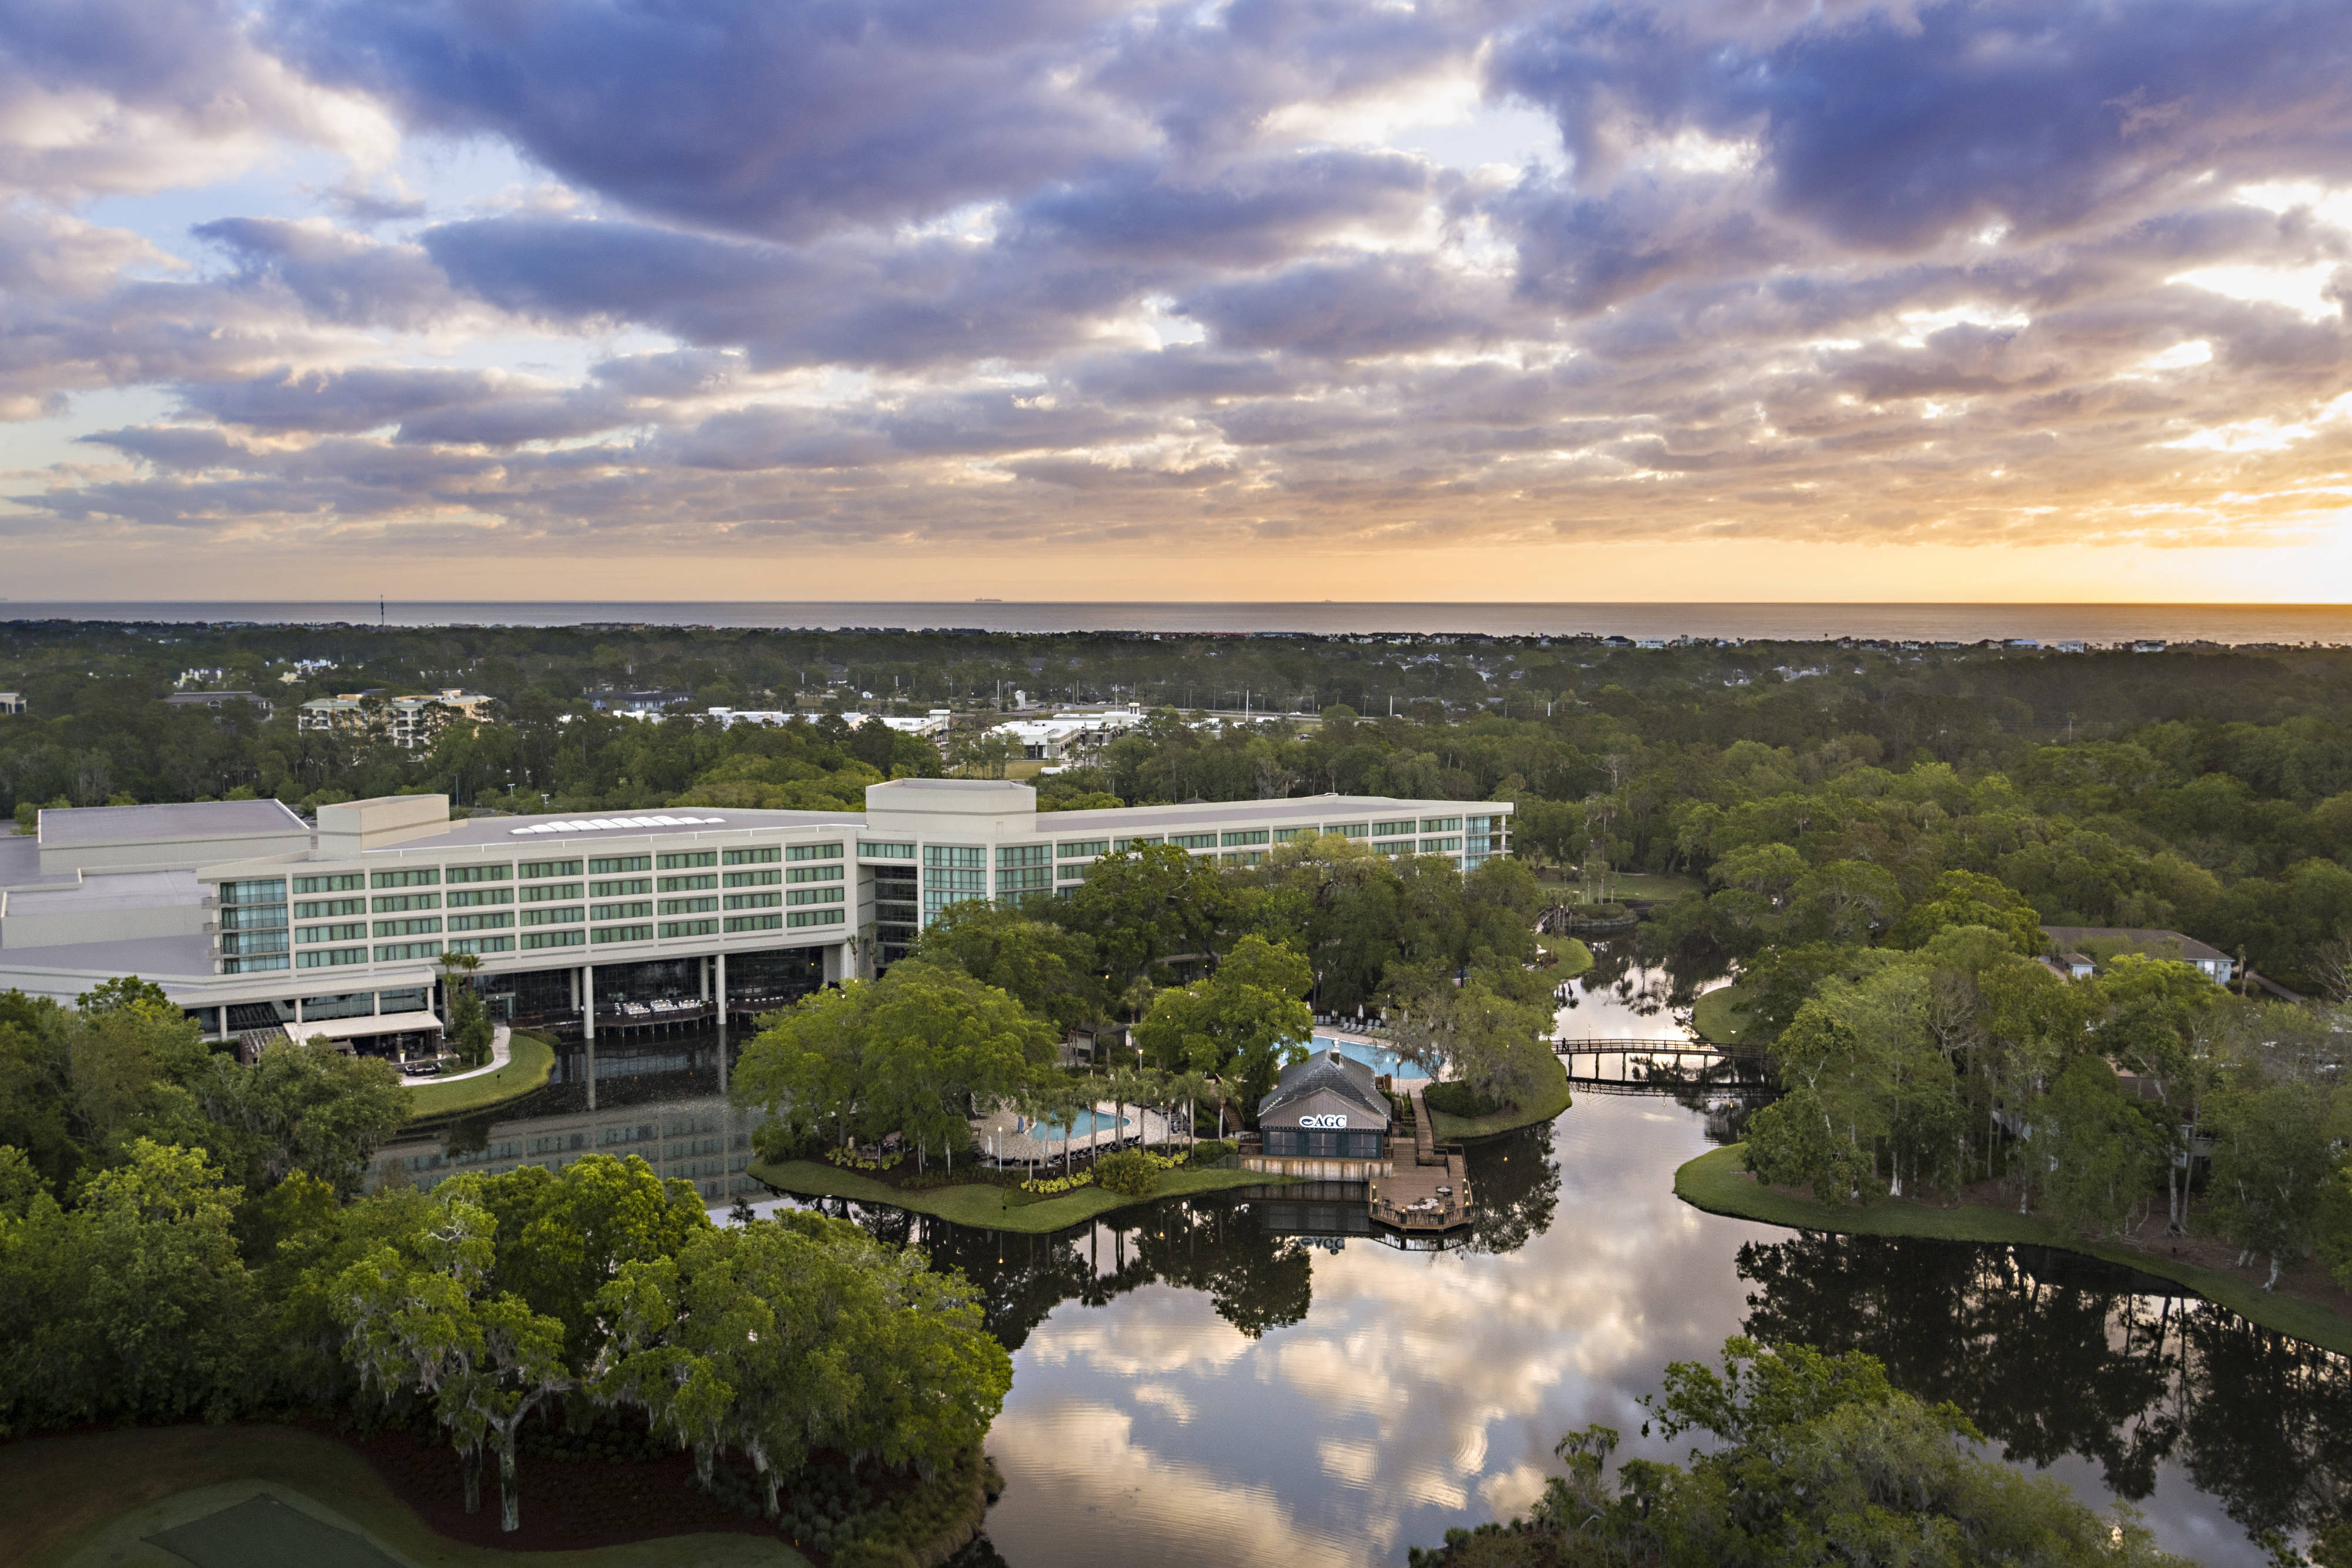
[1553,1037,1772,1089]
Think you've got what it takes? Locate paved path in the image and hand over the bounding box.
[398,1022,510,1086]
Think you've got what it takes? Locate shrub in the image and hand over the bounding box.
[1424,1080,1504,1118]
[1091,1148,1161,1197]
[1186,1139,1237,1166]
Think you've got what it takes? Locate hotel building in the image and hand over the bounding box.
[0,781,1511,1051]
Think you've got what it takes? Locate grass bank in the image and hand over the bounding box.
[405,1031,557,1122]
[750,1157,1300,1233]
[1425,1052,1575,1142]
[1539,936,1595,978]
[6,1424,808,1568]
[1675,1144,2352,1356]
[1691,984,1753,1047]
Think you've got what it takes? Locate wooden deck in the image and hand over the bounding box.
[1367,1081,1471,1233]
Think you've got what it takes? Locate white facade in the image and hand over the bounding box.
[0,782,1511,1038]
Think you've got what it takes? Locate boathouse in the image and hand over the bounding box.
[1242,1048,1395,1179]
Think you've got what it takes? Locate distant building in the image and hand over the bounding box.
[299,688,490,750]
[988,705,1147,761]
[0,692,23,715]
[163,690,273,718]
[590,689,693,717]
[2040,925,2236,986]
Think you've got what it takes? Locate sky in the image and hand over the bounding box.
[2,0,2351,603]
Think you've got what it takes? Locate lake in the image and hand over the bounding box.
[374,956,2347,1567]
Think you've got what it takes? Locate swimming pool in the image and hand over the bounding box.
[1017,1109,1131,1139]
[1315,1034,1429,1080]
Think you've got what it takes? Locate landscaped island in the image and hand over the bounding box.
[749,1154,1298,1233]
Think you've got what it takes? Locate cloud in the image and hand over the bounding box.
[4,0,2352,583]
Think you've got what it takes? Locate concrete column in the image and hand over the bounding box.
[582,961,596,1110]
[714,951,729,1096]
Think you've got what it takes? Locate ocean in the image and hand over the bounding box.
[1,601,2348,644]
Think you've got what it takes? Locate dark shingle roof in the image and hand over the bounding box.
[1257,1048,1389,1122]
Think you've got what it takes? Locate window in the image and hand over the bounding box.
[1221,829,1268,847]
[1170,832,1215,850]
[786,864,842,884]
[1272,827,1308,843]
[859,840,916,859]
[223,955,289,974]
[590,901,654,922]
[522,929,585,951]
[447,887,513,907]
[297,947,367,969]
[1324,823,1368,838]
[1112,835,1162,851]
[724,912,783,933]
[997,844,1051,868]
[521,882,583,902]
[219,878,288,904]
[374,940,443,962]
[1419,816,1463,834]
[1057,840,1109,859]
[787,885,844,907]
[787,908,844,928]
[723,891,781,910]
[1376,840,1414,855]
[519,858,582,880]
[294,897,365,920]
[372,892,440,913]
[924,845,985,868]
[1420,837,1462,854]
[447,935,515,955]
[659,896,719,915]
[1057,863,1088,881]
[588,854,652,875]
[374,917,443,938]
[592,924,653,944]
[447,864,512,883]
[448,912,514,932]
[221,930,288,955]
[292,872,362,895]
[723,868,780,888]
[659,919,720,939]
[788,842,843,861]
[372,868,440,889]
[590,877,653,897]
[1464,815,1494,834]
[656,850,716,870]
[380,987,428,1011]
[1372,820,1415,838]
[219,904,288,930]
[658,872,717,892]
[295,922,367,945]
[723,846,780,865]
[522,906,584,927]
[998,867,1051,894]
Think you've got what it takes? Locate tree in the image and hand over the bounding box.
[2037,1055,2160,1241]
[0,1138,260,1433]
[1890,869,2044,955]
[2090,956,2226,1234]
[1743,1086,1880,1206]
[1393,977,1554,1109]
[1064,843,1225,990]
[1410,1336,2195,1568]
[1132,934,1314,1115]
[914,900,1102,1032]
[2209,1078,2337,1289]
[188,1037,406,1196]
[335,1179,575,1529]
[440,951,494,1068]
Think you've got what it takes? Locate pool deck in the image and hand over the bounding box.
[970,1102,1172,1165]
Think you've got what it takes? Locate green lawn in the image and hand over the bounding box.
[6,1425,808,1568]
[403,1031,557,1122]
[1425,1053,1574,1142]
[749,1158,1300,1233]
[1676,1144,2352,1356]
[1539,937,1595,978]
[1691,984,1753,1047]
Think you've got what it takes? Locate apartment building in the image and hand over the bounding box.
[0,781,1510,1045]
[298,688,491,750]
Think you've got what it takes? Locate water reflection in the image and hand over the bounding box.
[878,1092,2311,1568]
[371,1031,769,1208]
[1552,937,1729,1041]
[1739,1232,2352,1541]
